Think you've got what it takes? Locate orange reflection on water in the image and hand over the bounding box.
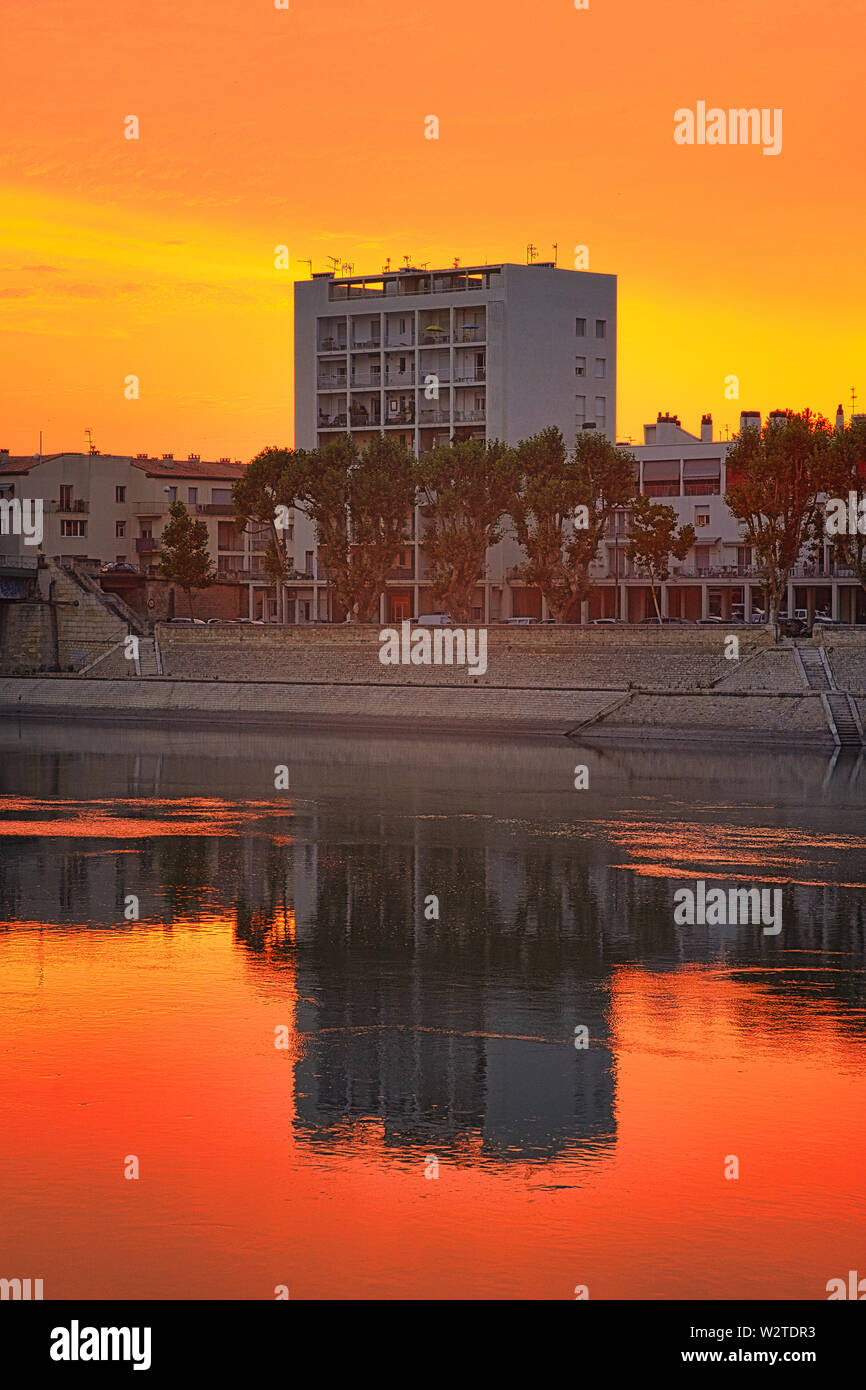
[1,923,863,1299]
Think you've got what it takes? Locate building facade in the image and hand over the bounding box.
[294,260,617,454]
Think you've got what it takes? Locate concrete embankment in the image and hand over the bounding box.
[1,626,864,745]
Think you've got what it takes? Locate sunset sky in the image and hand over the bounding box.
[1,0,863,461]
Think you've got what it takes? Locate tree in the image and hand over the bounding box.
[159,500,215,618]
[280,434,415,623]
[415,438,515,622]
[626,494,695,623]
[509,428,637,621]
[233,447,303,622]
[825,415,866,598]
[725,409,833,631]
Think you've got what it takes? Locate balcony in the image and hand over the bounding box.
[385,371,416,386]
[136,537,159,553]
[420,329,450,345]
[317,378,347,390]
[453,371,485,384]
[456,325,485,343]
[47,499,89,513]
[384,411,415,426]
[349,408,381,427]
[385,565,415,581]
[350,374,381,388]
[196,503,234,515]
[318,412,348,429]
[453,409,485,423]
[419,409,450,424]
[318,338,347,353]
[351,339,381,352]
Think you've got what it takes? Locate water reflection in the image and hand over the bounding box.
[1,722,864,1297]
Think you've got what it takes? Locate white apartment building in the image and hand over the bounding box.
[608,408,865,624]
[294,260,617,453]
[293,259,617,622]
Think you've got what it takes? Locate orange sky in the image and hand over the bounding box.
[1,0,864,460]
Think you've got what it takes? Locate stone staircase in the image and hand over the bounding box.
[135,637,161,676]
[795,643,862,749]
[797,646,832,692]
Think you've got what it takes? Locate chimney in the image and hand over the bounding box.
[739,410,761,434]
[700,413,713,443]
[655,411,680,444]
[836,403,845,434]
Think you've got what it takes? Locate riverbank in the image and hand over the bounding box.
[2,626,864,746]
[0,674,839,745]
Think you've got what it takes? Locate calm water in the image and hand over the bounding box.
[1,720,864,1300]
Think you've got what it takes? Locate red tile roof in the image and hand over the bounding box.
[0,452,245,480]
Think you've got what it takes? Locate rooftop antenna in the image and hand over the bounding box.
[552,242,558,266]
[382,257,391,273]
[85,427,96,455]
[526,242,538,264]
[402,254,413,269]
[300,258,313,277]
[326,255,341,276]
[851,386,858,418]
[341,261,354,276]
[453,256,460,269]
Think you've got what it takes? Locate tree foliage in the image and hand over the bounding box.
[281,434,415,622]
[158,500,215,617]
[415,438,515,622]
[725,410,833,628]
[825,415,866,589]
[626,494,695,622]
[509,428,637,620]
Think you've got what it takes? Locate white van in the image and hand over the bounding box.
[416,613,451,626]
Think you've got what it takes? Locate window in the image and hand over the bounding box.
[594,358,606,379]
[737,546,753,567]
[595,319,606,339]
[212,488,232,505]
[695,511,710,528]
[594,396,606,422]
[575,356,586,377]
[115,486,126,503]
[305,550,314,575]
[59,485,72,509]
[475,395,484,412]
[575,317,586,337]
[575,394,586,424]
[188,487,198,505]
[166,486,177,503]
[115,521,126,538]
[60,519,86,537]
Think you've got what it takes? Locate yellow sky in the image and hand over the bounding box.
[1,0,864,458]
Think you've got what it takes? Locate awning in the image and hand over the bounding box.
[643,460,680,481]
[683,459,721,479]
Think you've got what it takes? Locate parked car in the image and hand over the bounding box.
[697,615,723,624]
[417,613,452,626]
[166,617,206,625]
[593,617,617,625]
[504,616,535,625]
[101,561,137,573]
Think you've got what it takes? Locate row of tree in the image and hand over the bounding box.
[159,410,866,625]
[231,429,697,623]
